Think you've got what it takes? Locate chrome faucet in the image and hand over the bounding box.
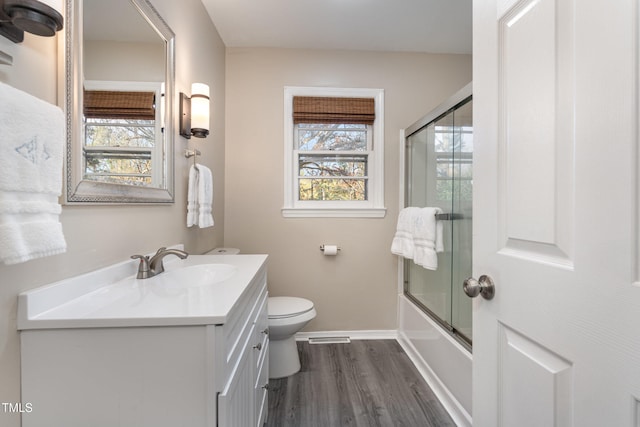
[131,247,189,279]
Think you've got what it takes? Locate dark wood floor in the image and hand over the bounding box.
[265,340,456,427]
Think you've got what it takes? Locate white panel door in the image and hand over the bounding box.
[473,0,640,425]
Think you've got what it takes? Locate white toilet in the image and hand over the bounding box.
[205,248,316,379]
[267,296,316,379]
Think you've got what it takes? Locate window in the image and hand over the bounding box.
[83,81,163,187]
[283,87,385,218]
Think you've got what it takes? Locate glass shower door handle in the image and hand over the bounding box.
[463,275,495,300]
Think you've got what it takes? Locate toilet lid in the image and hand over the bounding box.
[268,297,314,319]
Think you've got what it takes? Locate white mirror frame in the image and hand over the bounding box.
[63,0,176,203]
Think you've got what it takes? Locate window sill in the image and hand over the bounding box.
[281,207,387,218]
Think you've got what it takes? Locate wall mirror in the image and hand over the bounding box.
[64,0,175,203]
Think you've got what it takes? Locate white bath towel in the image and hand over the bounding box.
[391,207,419,259]
[0,82,67,265]
[413,207,444,270]
[186,163,214,228]
[196,164,214,228]
[186,164,198,227]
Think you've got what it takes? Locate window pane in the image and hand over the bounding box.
[86,119,155,148]
[84,152,152,186]
[299,154,367,178]
[297,123,367,151]
[436,179,453,201]
[299,178,366,201]
[437,159,454,179]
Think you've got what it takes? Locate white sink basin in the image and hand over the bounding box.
[154,263,237,288]
[18,251,268,329]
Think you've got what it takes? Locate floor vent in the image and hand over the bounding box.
[308,336,351,344]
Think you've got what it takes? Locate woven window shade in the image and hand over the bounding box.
[293,96,375,125]
[84,90,156,120]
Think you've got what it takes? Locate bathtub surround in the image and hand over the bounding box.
[0,81,66,264]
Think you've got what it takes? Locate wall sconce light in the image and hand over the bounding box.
[180,83,210,139]
[0,0,64,43]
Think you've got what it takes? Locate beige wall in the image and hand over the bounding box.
[0,0,225,424]
[224,48,471,332]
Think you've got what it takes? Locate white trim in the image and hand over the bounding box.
[295,329,398,341]
[282,207,386,218]
[84,80,162,92]
[283,86,385,217]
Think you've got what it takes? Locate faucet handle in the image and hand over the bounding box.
[131,255,151,279]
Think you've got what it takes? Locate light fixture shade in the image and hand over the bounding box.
[190,83,210,138]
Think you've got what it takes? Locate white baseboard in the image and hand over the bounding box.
[397,331,472,427]
[295,329,398,341]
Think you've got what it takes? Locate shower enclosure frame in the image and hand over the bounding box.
[403,84,473,350]
[396,82,473,427]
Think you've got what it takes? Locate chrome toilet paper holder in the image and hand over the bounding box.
[319,245,341,252]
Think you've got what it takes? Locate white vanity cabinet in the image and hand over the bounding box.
[218,288,269,426]
[18,254,269,427]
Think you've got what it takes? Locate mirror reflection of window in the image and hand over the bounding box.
[83,85,161,186]
[82,0,166,189]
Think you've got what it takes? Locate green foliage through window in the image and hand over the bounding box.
[83,118,155,186]
[296,124,370,201]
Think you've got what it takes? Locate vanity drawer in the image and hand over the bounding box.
[252,292,269,370]
[254,338,269,427]
[219,270,267,374]
[253,293,269,427]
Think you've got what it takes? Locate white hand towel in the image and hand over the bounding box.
[196,163,214,228]
[391,207,419,259]
[412,207,443,270]
[186,165,198,227]
[0,82,67,265]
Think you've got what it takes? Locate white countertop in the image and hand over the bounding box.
[17,253,268,330]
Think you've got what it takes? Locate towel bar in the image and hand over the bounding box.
[435,213,463,221]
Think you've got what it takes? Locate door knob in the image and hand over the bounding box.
[463,275,495,300]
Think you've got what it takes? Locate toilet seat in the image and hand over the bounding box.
[268,296,314,319]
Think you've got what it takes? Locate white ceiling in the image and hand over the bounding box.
[200,0,472,54]
[84,0,161,43]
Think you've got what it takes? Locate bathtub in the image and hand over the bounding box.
[397,294,472,427]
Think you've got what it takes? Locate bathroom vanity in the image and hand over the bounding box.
[17,252,269,427]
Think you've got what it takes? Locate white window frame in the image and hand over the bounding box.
[282,86,386,218]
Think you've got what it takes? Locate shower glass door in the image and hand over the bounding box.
[404,96,473,346]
